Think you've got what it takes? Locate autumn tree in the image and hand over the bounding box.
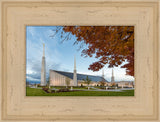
[111,82,116,87]
[51,26,134,76]
[99,81,106,87]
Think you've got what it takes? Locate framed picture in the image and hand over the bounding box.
[0,0,159,121]
[26,25,135,97]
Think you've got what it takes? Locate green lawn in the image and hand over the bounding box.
[73,87,95,90]
[26,87,134,96]
[38,86,96,90]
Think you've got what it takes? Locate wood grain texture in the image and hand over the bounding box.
[0,0,159,121]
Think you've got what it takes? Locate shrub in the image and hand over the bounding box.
[99,86,106,89]
[58,88,70,92]
[108,87,115,90]
[42,87,49,93]
[51,90,56,93]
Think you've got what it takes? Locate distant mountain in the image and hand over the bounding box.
[26,80,40,84]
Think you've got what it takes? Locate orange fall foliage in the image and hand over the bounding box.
[60,26,134,76]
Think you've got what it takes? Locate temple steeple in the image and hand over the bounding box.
[41,43,46,86]
[111,68,115,83]
[102,69,104,78]
[73,55,77,86]
[74,55,76,70]
[43,43,45,57]
[101,69,105,82]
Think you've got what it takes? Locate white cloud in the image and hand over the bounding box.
[27,27,36,36]
[26,75,40,82]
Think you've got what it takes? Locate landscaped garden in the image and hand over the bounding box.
[26,86,134,96]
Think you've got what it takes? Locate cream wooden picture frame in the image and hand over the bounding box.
[0,0,159,121]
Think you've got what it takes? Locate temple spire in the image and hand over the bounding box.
[43,43,45,57]
[41,43,46,86]
[111,68,115,83]
[74,55,76,70]
[73,55,77,86]
[102,69,104,78]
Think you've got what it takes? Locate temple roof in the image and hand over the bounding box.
[50,70,108,82]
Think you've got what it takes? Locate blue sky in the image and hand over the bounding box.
[26,26,134,83]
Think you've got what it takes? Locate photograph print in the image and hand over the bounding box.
[26,26,134,96]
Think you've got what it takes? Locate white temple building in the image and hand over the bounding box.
[49,70,108,86]
[40,44,134,88]
[49,56,108,86]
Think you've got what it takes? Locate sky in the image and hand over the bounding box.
[26,26,134,83]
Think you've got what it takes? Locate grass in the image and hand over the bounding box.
[38,86,95,90]
[73,87,95,90]
[26,87,134,96]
